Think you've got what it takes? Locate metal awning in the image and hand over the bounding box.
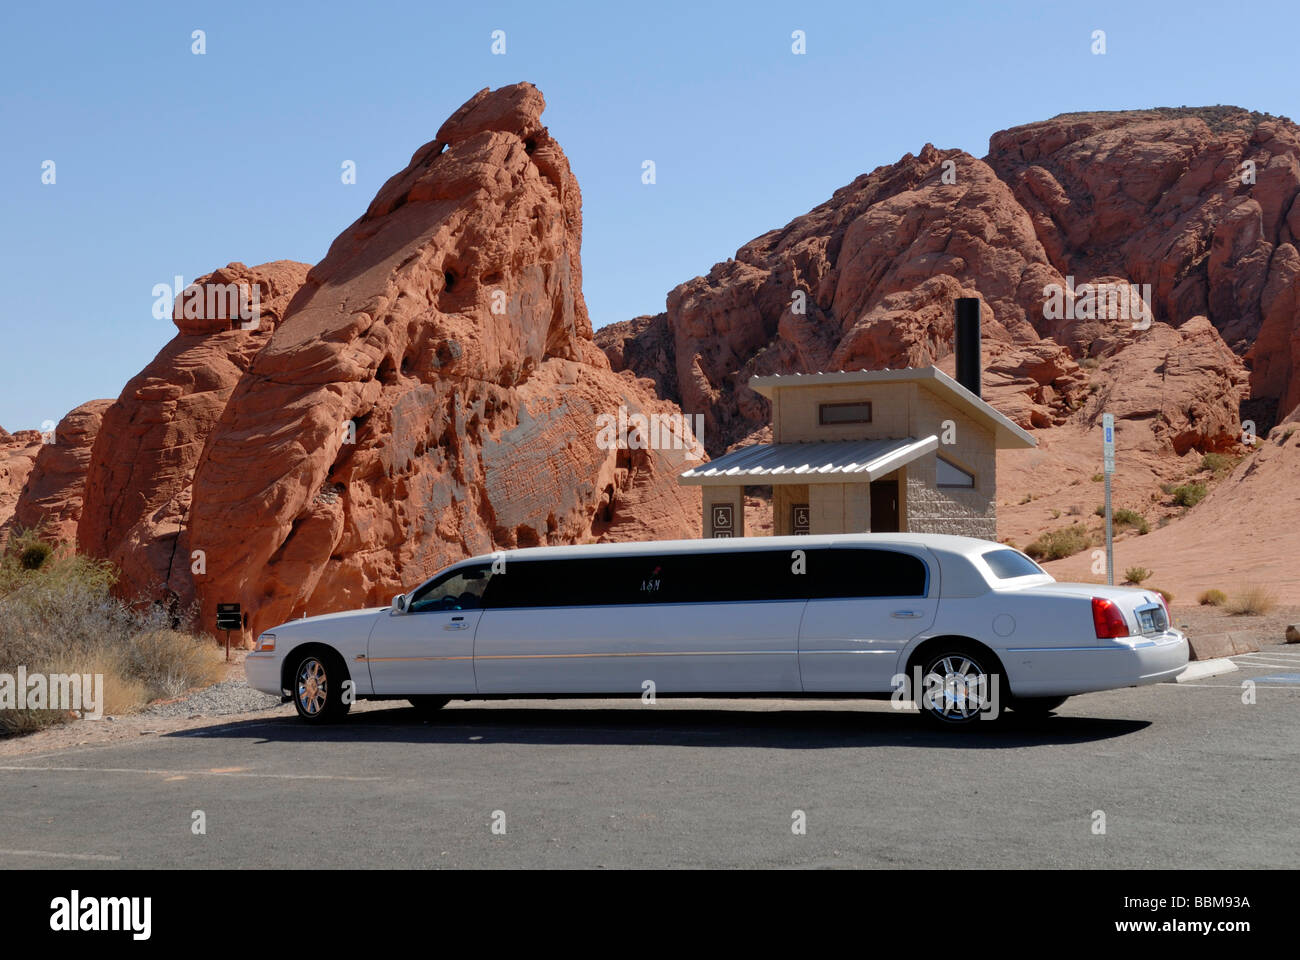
[678,435,939,486]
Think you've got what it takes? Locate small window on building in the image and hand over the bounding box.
[818,401,872,425]
[936,455,975,488]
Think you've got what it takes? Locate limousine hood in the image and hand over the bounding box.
[270,606,389,634]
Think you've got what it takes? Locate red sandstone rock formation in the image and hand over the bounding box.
[986,107,1300,422]
[601,146,1074,451]
[1083,318,1250,455]
[9,400,113,544]
[600,107,1300,454]
[0,430,43,543]
[185,83,700,640]
[77,261,310,605]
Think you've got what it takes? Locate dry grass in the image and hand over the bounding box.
[0,528,222,735]
[1198,588,1228,606]
[1224,585,1280,617]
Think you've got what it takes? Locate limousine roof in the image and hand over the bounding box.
[467,533,1007,565]
[436,534,1032,598]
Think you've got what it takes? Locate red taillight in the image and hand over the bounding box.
[1092,597,1130,639]
[1159,593,1172,627]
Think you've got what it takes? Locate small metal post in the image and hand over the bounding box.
[1104,474,1114,586]
[1102,412,1115,586]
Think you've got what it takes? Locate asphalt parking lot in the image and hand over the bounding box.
[1,648,1297,869]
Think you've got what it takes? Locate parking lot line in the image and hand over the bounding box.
[0,764,386,782]
[0,848,120,861]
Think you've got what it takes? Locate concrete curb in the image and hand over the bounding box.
[1172,658,1239,683]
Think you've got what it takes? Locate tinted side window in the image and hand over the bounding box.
[679,551,809,603]
[485,551,811,607]
[484,557,663,608]
[481,548,927,606]
[806,548,928,598]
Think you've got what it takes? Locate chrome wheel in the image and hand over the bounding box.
[922,652,991,723]
[296,658,328,717]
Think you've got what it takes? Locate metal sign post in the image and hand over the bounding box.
[1102,414,1115,586]
[216,603,242,662]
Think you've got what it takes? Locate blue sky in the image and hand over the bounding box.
[2,0,1296,430]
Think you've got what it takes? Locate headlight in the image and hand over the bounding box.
[255,633,276,652]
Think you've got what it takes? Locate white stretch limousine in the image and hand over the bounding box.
[245,534,1188,725]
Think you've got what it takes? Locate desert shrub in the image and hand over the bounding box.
[1225,585,1279,617]
[1148,587,1174,604]
[121,629,224,701]
[1200,453,1233,474]
[1091,473,1104,483]
[19,542,53,571]
[1091,506,1148,533]
[1024,524,1093,561]
[1124,566,1153,585]
[1198,589,1228,606]
[1170,482,1207,507]
[1112,508,1149,534]
[0,534,221,735]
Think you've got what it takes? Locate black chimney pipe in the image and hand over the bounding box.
[955,297,981,398]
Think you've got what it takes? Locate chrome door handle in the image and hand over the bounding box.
[891,610,923,618]
[444,620,469,631]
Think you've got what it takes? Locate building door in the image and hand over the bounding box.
[870,479,900,532]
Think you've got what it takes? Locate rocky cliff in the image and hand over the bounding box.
[77,260,311,608]
[5,401,113,545]
[181,84,699,639]
[598,107,1298,456]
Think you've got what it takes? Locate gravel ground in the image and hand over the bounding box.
[142,679,283,719]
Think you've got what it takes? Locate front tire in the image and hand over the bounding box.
[915,645,1004,727]
[291,651,351,723]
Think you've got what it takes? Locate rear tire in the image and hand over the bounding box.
[1011,695,1069,715]
[408,695,451,716]
[914,644,1005,727]
[291,650,351,723]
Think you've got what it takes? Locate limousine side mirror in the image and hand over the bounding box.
[391,593,408,615]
